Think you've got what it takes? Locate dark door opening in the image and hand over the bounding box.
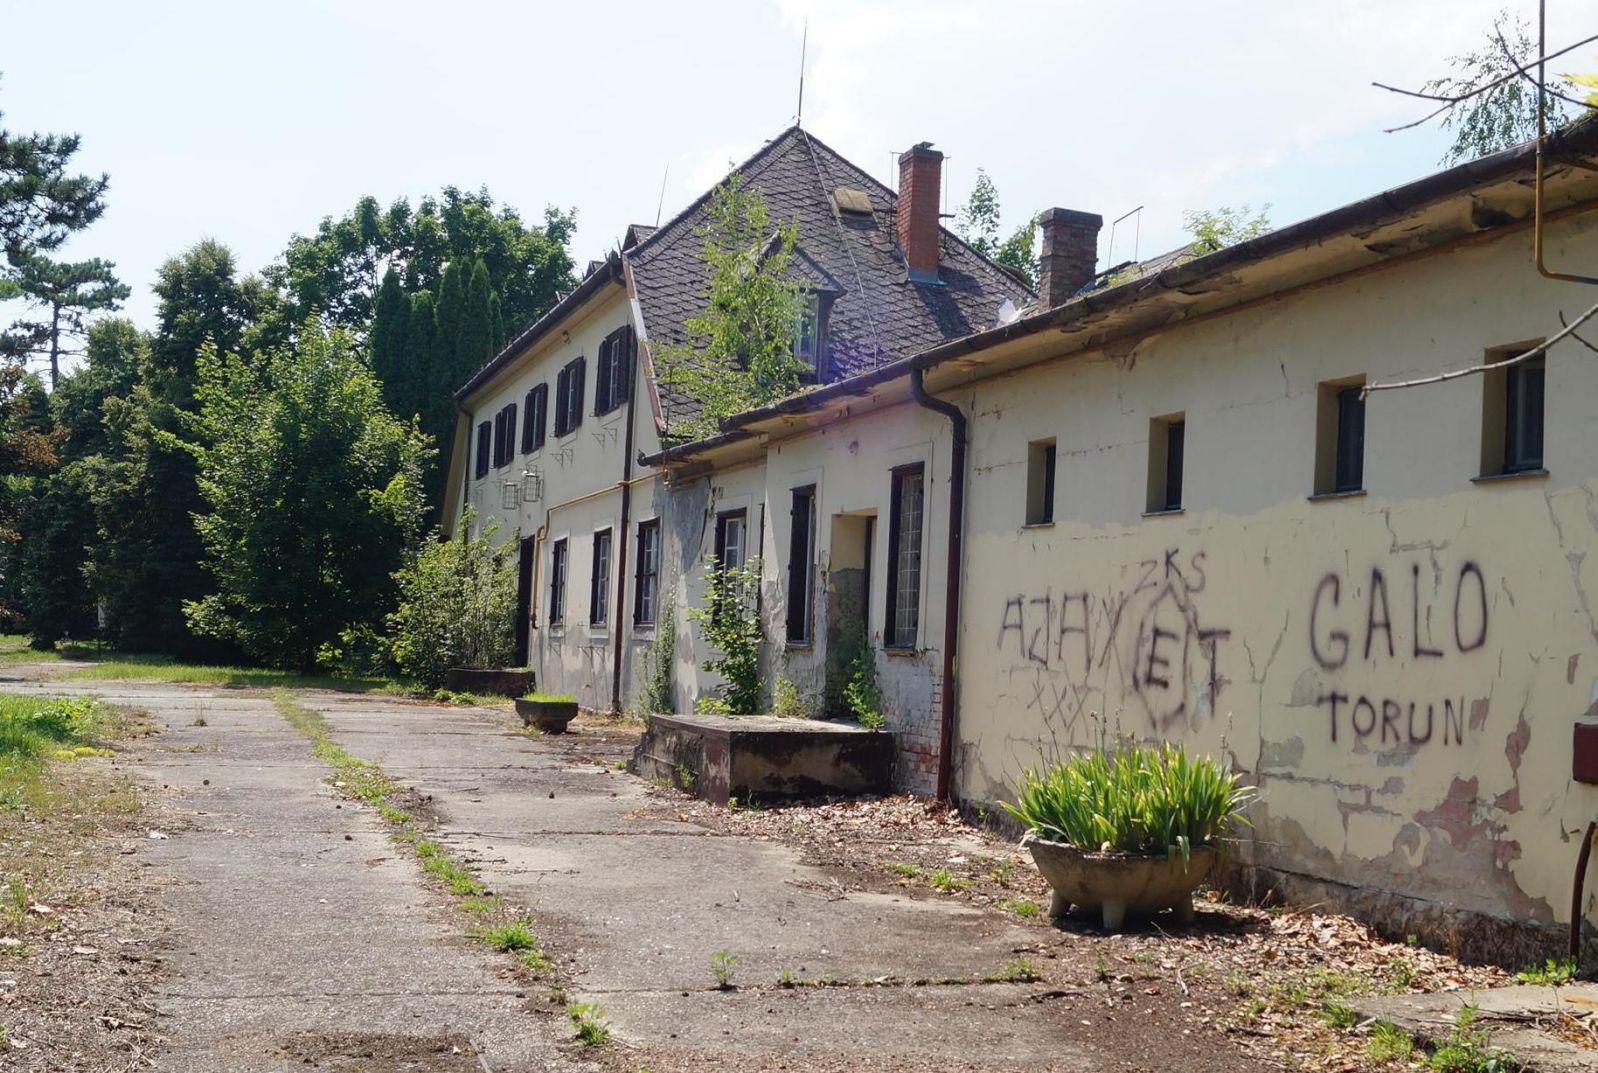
[514,535,535,666]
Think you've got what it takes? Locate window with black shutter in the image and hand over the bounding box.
[475,420,491,479]
[522,384,547,454]
[1146,415,1185,513]
[549,539,568,626]
[498,403,517,468]
[595,335,613,416]
[595,327,634,415]
[634,520,660,626]
[785,486,816,644]
[553,357,585,436]
[591,529,612,626]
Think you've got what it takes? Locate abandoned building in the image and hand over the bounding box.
[447,117,1598,958]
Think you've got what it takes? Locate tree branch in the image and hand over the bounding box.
[1491,24,1590,110]
[1374,29,1598,133]
[1363,294,1598,397]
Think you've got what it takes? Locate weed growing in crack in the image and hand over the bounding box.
[710,949,738,990]
[567,1002,610,1046]
[472,919,538,952]
[927,868,968,893]
[984,956,1042,983]
[1092,948,1111,983]
[1513,956,1576,986]
[1425,1005,1516,1073]
[777,968,796,988]
[998,898,1040,918]
[887,861,920,878]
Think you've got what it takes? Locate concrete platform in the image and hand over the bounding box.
[632,712,893,803]
[1354,982,1598,1072]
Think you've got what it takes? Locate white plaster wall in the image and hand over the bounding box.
[956,212,1598,930]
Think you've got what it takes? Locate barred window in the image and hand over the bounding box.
[885,465,923,648]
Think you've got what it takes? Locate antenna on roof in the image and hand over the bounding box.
[795,18,808,125]
[654,163,669,227]
[1106,205,1144,266]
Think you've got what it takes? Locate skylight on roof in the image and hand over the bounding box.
[832,187,873,214]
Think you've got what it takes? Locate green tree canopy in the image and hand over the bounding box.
[0,85,109,258]
[458,258,494,372]
[183,323,429,671]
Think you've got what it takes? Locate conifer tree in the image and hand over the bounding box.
[434,260,464,372]
[398,290,436,423]
[457,258,494,374]
[488,290,504,353]
[370,266,407,396]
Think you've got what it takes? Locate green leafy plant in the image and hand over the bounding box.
[771,674,811,719]
[888,861,921,878]
[1001,740,1254,861]
[841,629,884,729]
[567,1002,611,1046]
[1183,205,1271,255]
[385,508,518,689]
[1320,1001,1359,1028]
[997,898,1041,918]
[927,868,969,893]
[471,918,539,953]
[984,956,1042,983]
[638,592,675,716]
[686,558,765,715]
[709,948,738,990]
[1513,955,1576,986]
[521,691,574,703]
[1427,1005,1516,1072]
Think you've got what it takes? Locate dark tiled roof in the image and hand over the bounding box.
[625,126,1035,434]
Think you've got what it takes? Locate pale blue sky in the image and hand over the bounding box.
[2,0,1588,357]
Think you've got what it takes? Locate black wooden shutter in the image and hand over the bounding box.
[554,367,569,436]
[595,335,613,414]
[572,357,586,429]
[617,327,633,405]
[475,420,491,478]
[504,403,517,465]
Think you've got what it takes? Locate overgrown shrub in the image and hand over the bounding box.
[638,592,675,715]
[1002,740,1254,860]
[686,558,764,715]
[771,674,812,719]
[385,510,518,689]
[841,630,884,729]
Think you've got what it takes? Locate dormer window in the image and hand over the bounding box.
[794,291,830,381]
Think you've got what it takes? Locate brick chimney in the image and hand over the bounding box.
[1037,207,1103,307]
[897,142,944,281]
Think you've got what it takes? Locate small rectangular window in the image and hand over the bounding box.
[885,465,924,648]
[1481,344,1546,476]
[634,520,660,625]
[590,529,612,626]
[794,293,828,380]
[1146,415,1184,513]
[553,357,586,436]
[594,327,634,415]
[492,402,517,468]
[522,384,548,454]
[475,420,492,479]
[786,486,816,644]
[1025,439,1056,525]
[549,539,568,626]
[1314,379,1365,495]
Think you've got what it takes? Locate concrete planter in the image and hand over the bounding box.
[444,667,534,697]
[1024,837,1218,932]
[515,697,578,734]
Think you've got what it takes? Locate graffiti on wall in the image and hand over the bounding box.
[1308,559,1489,747]
[998,548,1232,737]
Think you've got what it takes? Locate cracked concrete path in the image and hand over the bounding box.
[2,670,582,1073]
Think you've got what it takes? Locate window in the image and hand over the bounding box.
[1314,379,1365,495]
[549,539,568,626]
[594,327,634,415]
[885,465,924,649]
[522,384,548,454]
[475,420,491,479]
[553,356,586,436]
[634,520,661,625]
[1481,344,1547,476]
[1025,439,1056,524]
[786,486,817,644]
[491,402,518,468]
[794,293,830,379]
[714,510,747,570]
[1147,415,1185,512]
[590,529,612,626]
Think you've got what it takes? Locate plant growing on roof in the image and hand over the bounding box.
[654,174,810,441]
[687,557,765,715]
[1182,205,1272,256]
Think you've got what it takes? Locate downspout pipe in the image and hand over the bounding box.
[909,367,965,802]
[611,344,639,714]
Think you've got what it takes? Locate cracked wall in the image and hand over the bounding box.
[956,211,1598,939]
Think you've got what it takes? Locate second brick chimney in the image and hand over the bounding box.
[1037,207,1103,307]
[897,142,943,282]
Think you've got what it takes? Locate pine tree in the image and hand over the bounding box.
[488,290,504,353]
[399,290,436,422]
[434,260,464,372]
[370,267,407,407]
[457,258,494,376]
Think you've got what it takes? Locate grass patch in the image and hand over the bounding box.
[567,1002,610,1046]
[1320,1001,1359,1028]
[72,657,400,693]
[1367,1021,1415,1063]
[471,918,539,952]
[521,691,575,703]
[710,948,738,990]
[997,898,1041,918]
[887,861,921,878]
[927,868,969,893]
[984,955,1043,983]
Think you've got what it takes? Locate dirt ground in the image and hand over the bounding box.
[0,669,1576,1072]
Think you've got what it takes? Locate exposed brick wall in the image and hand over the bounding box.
[890,664,941,795]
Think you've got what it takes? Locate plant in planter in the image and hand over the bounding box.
[516,691,578,734]
[1002,740,1254,931]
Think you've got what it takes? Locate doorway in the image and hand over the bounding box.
[514,535,535,667]
[824,513,874,715]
